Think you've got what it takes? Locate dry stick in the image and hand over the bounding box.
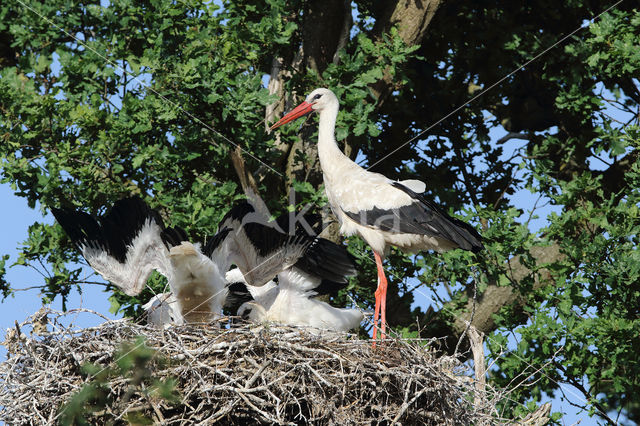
[467,325,489,423]
[454,265,479,355]
[1,308,498,425]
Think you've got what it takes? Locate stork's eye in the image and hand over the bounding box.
[241,308,252,320]
[311,93,322,101]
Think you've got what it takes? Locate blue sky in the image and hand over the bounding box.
[0,83,600,426]
[0,183,121,363]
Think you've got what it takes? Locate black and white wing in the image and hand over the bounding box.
[341,181,483,253]
[276,268,363,332]
[227,267,362,332]
[222,229,362,332]
[224,268,278,319]
[52,197,172,296]
[223,268,263,315]
[203,202,312,287]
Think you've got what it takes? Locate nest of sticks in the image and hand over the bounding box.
[0,309,513,425]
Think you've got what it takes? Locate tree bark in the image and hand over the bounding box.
[370,0,443,104]
[263,0,446,206]
[426,243,565,356]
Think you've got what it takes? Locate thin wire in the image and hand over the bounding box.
[14,0,284,178]
[15,0,624,179]
[366,0,626,171]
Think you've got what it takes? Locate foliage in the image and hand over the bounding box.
[58,336,179,425]
[1,0,639,423]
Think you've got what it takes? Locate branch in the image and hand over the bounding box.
[301,0,351,73]
[370,0,443,104]
[426,243,564,356]
[467,326,487,410]
[230,146,270,216]
[332,0,352,65]
[496,132,531,145]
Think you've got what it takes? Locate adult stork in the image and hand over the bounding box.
[270,88,484,340]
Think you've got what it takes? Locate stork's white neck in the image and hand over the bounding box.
[317,101,350,174]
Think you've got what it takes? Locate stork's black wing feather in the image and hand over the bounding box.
[273,207,356,285]
[275,210,323,237]
[160,226,189,249]
[97,197,165,262]
[311,279,347,297]
[343,182,483,253]
[202,227,232,258]
[51,207,103,252]
[52,196,166,262]
[216,201,304,256]
[223,281,254,314]
[210,201,356,288]
[294,238,357,284]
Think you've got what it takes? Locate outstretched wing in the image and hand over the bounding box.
[293,238,357,286]
[160,226,189,249]
[52,197,172,296]
[203,202,312,287]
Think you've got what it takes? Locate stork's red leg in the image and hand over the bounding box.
[373,251,388,342]
[373,273,381,342]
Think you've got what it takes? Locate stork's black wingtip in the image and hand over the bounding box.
[161,226,189,249]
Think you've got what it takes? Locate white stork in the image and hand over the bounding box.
[225,267,363,333]
[270,88,484,340]
[52,197,229,324]
[53,197,358,328]
[142,292,183,327]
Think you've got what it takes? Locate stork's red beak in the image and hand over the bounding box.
[269,101,314,130]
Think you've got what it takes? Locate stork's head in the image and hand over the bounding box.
[269,88,337,130]
[237,301,266,322]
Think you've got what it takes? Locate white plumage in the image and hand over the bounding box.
[270,87,484,340]
[53,198,358,330]
[226,268,363,333]
[142,292,183,327]
[167,241,227,324]
[52,198,227,325]
[78,218,171,296]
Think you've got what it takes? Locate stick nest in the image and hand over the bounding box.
[1,309,501,425]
